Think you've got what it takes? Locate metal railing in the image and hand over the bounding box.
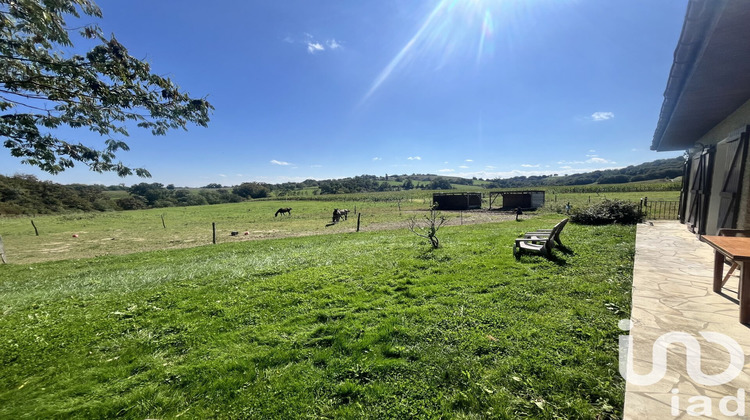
[640,198,680,220]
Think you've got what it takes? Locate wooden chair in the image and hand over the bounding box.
[717,228,750,287]
[522,218,568,247]
[513,218,569,258]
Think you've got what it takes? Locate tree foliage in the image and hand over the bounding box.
[0,0,212,176]
[232,182,269,199]
[0,173,113,213]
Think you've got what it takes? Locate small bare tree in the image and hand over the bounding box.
[408,207,447,249]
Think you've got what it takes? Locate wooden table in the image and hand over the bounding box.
[701,235,750,323]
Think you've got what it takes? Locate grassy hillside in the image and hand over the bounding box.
[0,216,633,418]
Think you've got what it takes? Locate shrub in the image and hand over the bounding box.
[571,199,643,225]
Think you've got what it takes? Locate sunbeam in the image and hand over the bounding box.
[361,0,499,104]
[361,0,451,103]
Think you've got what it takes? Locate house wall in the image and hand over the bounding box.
[738,143,750,230]
[696,98,750,232]
[699,98,750,145]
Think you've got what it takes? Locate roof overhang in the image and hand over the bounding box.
[652,0,750,152]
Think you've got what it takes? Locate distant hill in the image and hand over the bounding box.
[483,157,685,189]
[0,157,684,214]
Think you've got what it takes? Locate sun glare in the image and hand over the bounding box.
[362,0,502,103]
[360,0,567,104]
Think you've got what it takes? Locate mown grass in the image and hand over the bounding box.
[0,215,634,418]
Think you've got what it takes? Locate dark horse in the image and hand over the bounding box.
[332,208,349,223]
[275,207,292,217]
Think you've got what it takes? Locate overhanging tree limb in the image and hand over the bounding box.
[0,0,213,177]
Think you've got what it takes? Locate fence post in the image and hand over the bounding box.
[31,219,39,236]
[212,222,216,244]
[356,213,361,232]
[640,198,644,220]
[0,235,6,264]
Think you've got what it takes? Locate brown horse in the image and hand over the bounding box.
[275,207,292,217]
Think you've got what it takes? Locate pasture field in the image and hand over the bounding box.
[0,215,634,418]
[0,198,517,264]
[0,189,678,264]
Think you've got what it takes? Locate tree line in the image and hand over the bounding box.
[0,157,684,214]
[484,157,684,189]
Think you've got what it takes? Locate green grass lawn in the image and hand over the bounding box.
[0,215,633,418]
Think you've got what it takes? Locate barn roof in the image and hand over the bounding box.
[652,0,750,151]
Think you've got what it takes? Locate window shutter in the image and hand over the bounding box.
[717,131,749,229]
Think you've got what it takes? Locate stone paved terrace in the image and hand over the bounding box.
[624,221,750,419]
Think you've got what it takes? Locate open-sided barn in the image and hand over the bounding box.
[488,191,545,211]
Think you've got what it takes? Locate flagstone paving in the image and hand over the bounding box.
[624,221,750,419]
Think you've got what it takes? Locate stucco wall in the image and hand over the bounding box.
[699,98,750,145]
[738,141,750,231]
[697,99,750,232]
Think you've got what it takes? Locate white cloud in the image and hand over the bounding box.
[290,33,343,54]
[307,42,324,54]
[372,157,382,161]
[588,149,596,153]
[407,156,422,161]
[587,157,614,164]
[558,156,615,165]
[270,159,292,166]
[218,174,227,177]
[465,159,473,162]
[521,164,540,168]
[485,165,496,169]
[458,165,469,169]
[591,112,614,121]
[438,169,455,173]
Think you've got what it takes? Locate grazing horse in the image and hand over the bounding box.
[275,207,292,217]
[332,208,349,223]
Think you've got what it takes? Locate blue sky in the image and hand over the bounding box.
[1,0,688,187]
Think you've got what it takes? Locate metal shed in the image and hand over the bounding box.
[488,191,545,210]
[432,192,482,210]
